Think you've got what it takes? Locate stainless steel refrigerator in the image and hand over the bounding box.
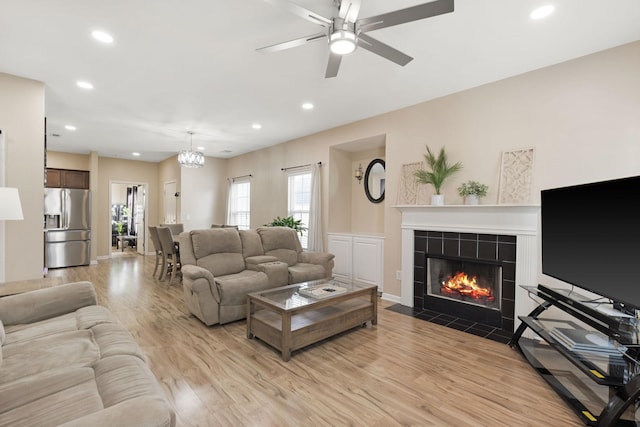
[44,188,91,268]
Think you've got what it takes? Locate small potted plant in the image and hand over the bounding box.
[115,221,125,235]
[414,145,463,205]
[457,181,488,205]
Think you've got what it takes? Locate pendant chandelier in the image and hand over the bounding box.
[178,131,204,168]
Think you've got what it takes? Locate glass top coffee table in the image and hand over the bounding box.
[246,278,378,361]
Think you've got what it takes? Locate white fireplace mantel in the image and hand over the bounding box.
[395,204,540,322]
[395,204,540,236]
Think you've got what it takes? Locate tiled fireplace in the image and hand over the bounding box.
[415,231,516,332]
[397,205,540,336]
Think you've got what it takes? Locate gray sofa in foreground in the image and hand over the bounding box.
[0,281,175,427]
[179,226,335,326]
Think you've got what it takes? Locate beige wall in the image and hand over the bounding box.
[328,148,352,233]
[0,73,45,281]
[227,138,335,230]
[350,148,385,235]
[226,41,640,299]
[46,151,90,171]
[180,156,227,230]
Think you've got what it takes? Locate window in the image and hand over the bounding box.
[288,170,311,249]
[227,178,250,230]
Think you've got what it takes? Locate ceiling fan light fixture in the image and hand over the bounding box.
[329,30,357,55]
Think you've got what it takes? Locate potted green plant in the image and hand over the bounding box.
[457,181,489,205]
[115,221,125,235]
[414,145,463,205]
[264,216,308,236]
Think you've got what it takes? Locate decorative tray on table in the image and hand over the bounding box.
[298,283,347,299]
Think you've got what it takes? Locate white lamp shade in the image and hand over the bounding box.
[0,187,24,220]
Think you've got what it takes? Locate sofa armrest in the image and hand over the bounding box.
[0,281,97,326]
[298,251,335,265]
[181,265,220,302]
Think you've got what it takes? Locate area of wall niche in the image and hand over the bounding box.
[328,134,386,235]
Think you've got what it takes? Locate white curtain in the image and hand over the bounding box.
[307,163,323,252]
[225,179,233,225]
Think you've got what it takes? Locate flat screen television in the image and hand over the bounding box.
[541,175,640,310]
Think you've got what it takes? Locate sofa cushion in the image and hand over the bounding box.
[0,356,174,427]
[4,305,116,346]
[239,229,264,257]
[198,253,246,277]
[190,228,246,275]
[215,270,270,305]
[0,320,5,345]
[257,227,300,253]
[0,330,100,384]
[288,263,328,284]
[191,228,242,258]
[91,323,145,360]
[0,281,97,326]
[0,323,145,384]
[0,367,104,427]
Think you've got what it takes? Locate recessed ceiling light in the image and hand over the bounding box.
[197,146,205,151]
[76,81,94,90]
[302,102,314,110]
[221,150,232,153]
[91,30,114,44]
[132,152,140,156]
[530,5,555,20]
[64,125,77,131]
[252,123,262,130]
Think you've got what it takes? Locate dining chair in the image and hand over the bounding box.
[147,225,164,279]
[160,223,184,235]
[157,226,181,284]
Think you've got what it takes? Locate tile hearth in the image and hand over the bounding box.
[385,303,513,344]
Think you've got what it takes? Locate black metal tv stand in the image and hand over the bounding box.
[510,284,640,426]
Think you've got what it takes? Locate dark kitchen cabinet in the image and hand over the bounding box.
[45,168,89,189]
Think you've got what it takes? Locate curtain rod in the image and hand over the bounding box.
[280,161,322,172]
[228,174,252,182]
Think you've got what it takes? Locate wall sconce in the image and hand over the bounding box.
[354,163,363,183]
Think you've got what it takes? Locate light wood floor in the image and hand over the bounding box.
[38,255,581,427]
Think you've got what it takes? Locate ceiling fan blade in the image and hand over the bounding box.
[256,33,326,53]
[357,33,413,66]
[357,0,454,32]
[325,52,343,78]
[338,0,362,23]
[264,0,332,26]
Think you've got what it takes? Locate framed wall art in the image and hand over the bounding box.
[498,147,535,204]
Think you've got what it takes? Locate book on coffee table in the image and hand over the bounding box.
[299,284,347,299]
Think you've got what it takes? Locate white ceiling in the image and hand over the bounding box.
[1,0,639,163]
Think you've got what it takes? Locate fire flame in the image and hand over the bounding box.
[441,272,494,301]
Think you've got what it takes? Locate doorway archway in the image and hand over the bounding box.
[109,181,148,258]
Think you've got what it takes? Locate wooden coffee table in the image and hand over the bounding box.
[246,279,377,361]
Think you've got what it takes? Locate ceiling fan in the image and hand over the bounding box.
[257,0,454,78]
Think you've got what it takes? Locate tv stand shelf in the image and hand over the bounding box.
[510,285,640,426]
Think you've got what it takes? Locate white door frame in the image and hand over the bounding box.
[108,180,149,258]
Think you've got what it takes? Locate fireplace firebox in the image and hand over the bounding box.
[414,231,517,333]
[427,257,502,311]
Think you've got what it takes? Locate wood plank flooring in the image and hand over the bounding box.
[38,255,581,427]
